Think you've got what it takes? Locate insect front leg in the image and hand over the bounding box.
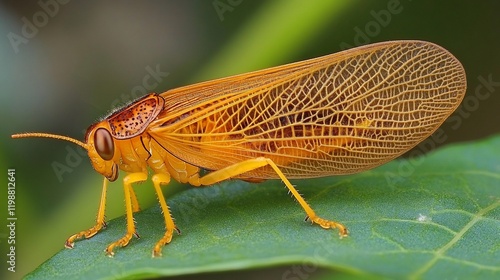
[105,172,147,256]
[65,177,109,249]
[188,157,348,237]
[151,173,180,257]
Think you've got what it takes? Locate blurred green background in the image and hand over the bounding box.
[1,0,499,279]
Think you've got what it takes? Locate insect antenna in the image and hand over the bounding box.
[11,132,88,150]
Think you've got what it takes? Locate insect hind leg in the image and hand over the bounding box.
[188,157,348,237]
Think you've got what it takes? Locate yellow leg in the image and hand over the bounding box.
[65,177,109,249]
[151,173,180,257]
[105,172,147,256]
[129,185,141,213]
[189,157,348,237]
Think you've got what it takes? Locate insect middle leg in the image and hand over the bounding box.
[105,172,147,256]
[151,173,180,257]
[188,157,348,237]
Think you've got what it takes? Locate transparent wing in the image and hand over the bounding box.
[149,41,466,179]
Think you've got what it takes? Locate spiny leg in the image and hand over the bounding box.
[189,157,348,237]
[105,172,147,256]
[65,177,109,249]
[129,185,141,213]
[151,173,180,257]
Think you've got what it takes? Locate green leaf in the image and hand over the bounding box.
[26,135,500,280]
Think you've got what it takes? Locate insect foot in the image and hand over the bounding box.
[64,221,107,249]
[306,215,349,238]
[105,232,139,257]
[152,226,181,257]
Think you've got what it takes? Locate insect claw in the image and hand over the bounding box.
[105,248,115,258]
[152,250,162,258]
[134,232,141,239]
[64,240,74,249]
[304,216,314,224]
[175,227,181,235]
[340,229,349,238]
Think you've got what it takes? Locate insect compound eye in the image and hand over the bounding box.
[94,128,115,161]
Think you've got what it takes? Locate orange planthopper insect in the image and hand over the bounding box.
[12,40,466,257]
